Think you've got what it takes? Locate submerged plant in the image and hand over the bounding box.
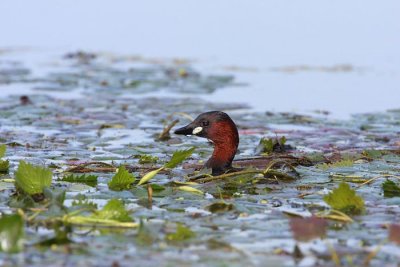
[165,223,195,242]
[323,182,365,215]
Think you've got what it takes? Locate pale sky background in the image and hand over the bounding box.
[1,0,399,117]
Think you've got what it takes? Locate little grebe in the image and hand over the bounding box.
[174,111,239,175]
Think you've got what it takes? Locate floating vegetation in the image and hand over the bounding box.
[256,136,290,155]
[323,182,365,215]
[108,166,136,191]
[137,147,195,185]
[382,179,400,198]
[14,161,52,197]
[0,50,399,266]
[317,159,354,170]
[60,174,98,187]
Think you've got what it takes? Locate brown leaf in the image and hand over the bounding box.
[388,224,400,245]
[289,216,328,242]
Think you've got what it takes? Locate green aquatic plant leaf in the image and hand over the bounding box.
[135,154,158,164]
[0,160,9,173]
[382,179,400,198]
[0,214,24,253]
[0,144,6,158]
[257,136,288,155]
[166,223,195,242]
[164,147,195,169]
[15,161,53,195]
[71,194,98,210]
[206,202,234,213]
[362,149,383,159]
[61,174,98,187]
[323,182,365,215]
[93,199,132,222]
[108,166,135,191]
[317,159,354,170]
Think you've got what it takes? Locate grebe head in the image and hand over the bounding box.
[174,111,239,175]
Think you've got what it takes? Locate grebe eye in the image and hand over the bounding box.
[202,121,209,127]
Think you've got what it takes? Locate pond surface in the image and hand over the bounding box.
[0,50,399,266]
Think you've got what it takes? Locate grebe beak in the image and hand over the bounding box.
[174,122,203,136]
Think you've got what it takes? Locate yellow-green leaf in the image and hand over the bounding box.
[177,186,204,195]
[92,199,132,222]
[0,144,6,158]
[15,161,52,195]
[138,167,164,186]
[0,214,24,253]
[323,182,365,215]
[166,223,195,242]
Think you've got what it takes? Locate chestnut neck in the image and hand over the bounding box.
[205,121,239,175]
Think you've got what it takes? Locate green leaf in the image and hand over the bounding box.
[206,202,234,213]
[382,179,400,198]
[15,161,53,195]
[0,160,9,173]
[71,194,98,210]
[0,144,6,158]
[61,174,98,187]
[164,147,195,169]
[165,223,195,242]
[323,182,365,215]
[0,214,24,253]
[108,166,135,191]
[135,154,158,164]
[137,167,164,186]
[317,159,354,170]
[279,136,287,146]
[93,199,132,222]
[362,149,383,159]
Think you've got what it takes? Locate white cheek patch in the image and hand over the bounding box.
[192,127,203,135]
